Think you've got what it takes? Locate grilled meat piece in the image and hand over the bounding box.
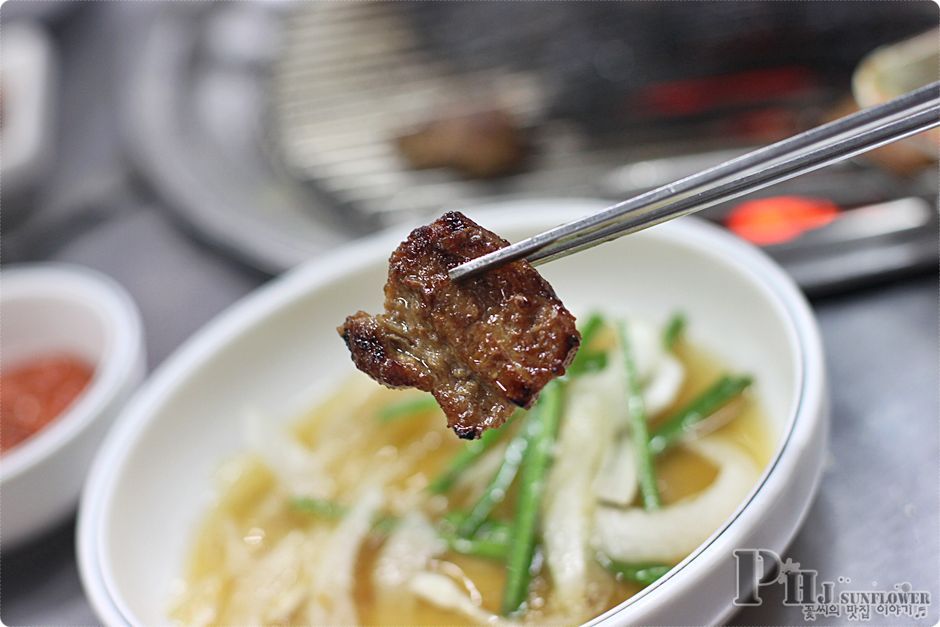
[395,110,527,179]
[339,211,580,439]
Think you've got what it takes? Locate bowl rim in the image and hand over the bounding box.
[0,263,144,483]
[77,200,825,626]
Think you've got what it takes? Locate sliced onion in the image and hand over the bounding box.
[643,353,685,418]
[542,375,615,614]
[593,437,759,563]
[593,435,637,507]
[598,320,685,427]
[626,319,661,382]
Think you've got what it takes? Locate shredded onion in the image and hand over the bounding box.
[409,572,505,625]
[307,486,383,624]
[222,527,329,625]
[374,512,445,590]
[243,409,333,497]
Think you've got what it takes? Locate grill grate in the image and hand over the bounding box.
[270,2,697,225]
[270,2,935,230]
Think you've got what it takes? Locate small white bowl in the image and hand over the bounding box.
[1,264,145,547]
[78,200,827,626]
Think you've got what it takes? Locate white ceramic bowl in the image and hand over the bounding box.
[78,200,827,626]
[1,264,145,547]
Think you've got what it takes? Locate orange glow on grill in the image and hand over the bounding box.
[726,196,840,245]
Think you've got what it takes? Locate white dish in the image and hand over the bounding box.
[1,264,145,547]
[78,200,827,626]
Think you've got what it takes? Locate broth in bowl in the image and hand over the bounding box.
[170,312,771,625]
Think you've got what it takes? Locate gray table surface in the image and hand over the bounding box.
[1,5,938,626]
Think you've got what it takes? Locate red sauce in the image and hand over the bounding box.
[0,354,95,453]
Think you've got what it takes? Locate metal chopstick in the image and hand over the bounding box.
[449,82,940,281]
[526,101,940,266]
